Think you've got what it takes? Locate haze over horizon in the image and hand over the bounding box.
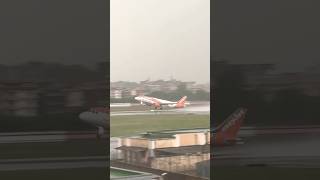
[110,77,210,84]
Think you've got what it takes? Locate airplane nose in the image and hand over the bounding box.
[79,112,90,122]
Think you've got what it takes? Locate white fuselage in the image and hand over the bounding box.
[134,96,174,105]
[134,96,189,109]
[79,108,108,128]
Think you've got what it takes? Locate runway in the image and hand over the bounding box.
[110,101,210,116]
[111,110,209,116]
[214,127,320,168]
[0,131,103,143]
[0,156,107,171]
[0,131,108,178]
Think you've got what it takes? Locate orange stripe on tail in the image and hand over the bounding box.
[176,96,187,108]
[214,108,247,145]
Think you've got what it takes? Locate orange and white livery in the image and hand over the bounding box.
[212,108,247,146]
[134,95,189,109]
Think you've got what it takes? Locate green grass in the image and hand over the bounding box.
[0,168,107,180]
[0,140,107,159]
[213,167,320,180]
[110,168,141,177]
[111,114,210,137]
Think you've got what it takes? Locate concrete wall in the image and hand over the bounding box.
[154,139,176,148]
[151,154,210,173]
[124,131,210,150]
[179,134,199,146]
[110,137,122,160]
[206,133,210,144]
[121,150,145,166]
[178,132,209,146]
[195,160,210,179]
[122,138,149,148]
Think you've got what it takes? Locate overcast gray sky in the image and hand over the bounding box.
[111,0,210,83]
[0,1,107,65]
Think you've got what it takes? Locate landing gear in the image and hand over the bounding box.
[154,106,163,110]
[96,126,104,140]
[96,132,101,140]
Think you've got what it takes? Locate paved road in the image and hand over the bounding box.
[0,131,104,143]
[0,134,108,172]
[0,156,107,171]
[214,130,320,167]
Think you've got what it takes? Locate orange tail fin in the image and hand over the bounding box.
[216,108,247,141]
[176,96,187,108]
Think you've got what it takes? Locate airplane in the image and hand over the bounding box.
[134,95,189,109]
[79,107,108,139]
[78,106,247,142]
[212,108,247,146]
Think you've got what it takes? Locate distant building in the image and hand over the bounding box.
[140,79,184,93]
[111,89,122,99]
[212,60,320,97]
[110,88,136,99]
[38,88,65,115]
[0,62,107,116]
[187,83,210,93]
[130,88,144,96]
[0,80,107,116]
[213,59,275,89]
[76,81,107,109]
[0,82,38,116]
